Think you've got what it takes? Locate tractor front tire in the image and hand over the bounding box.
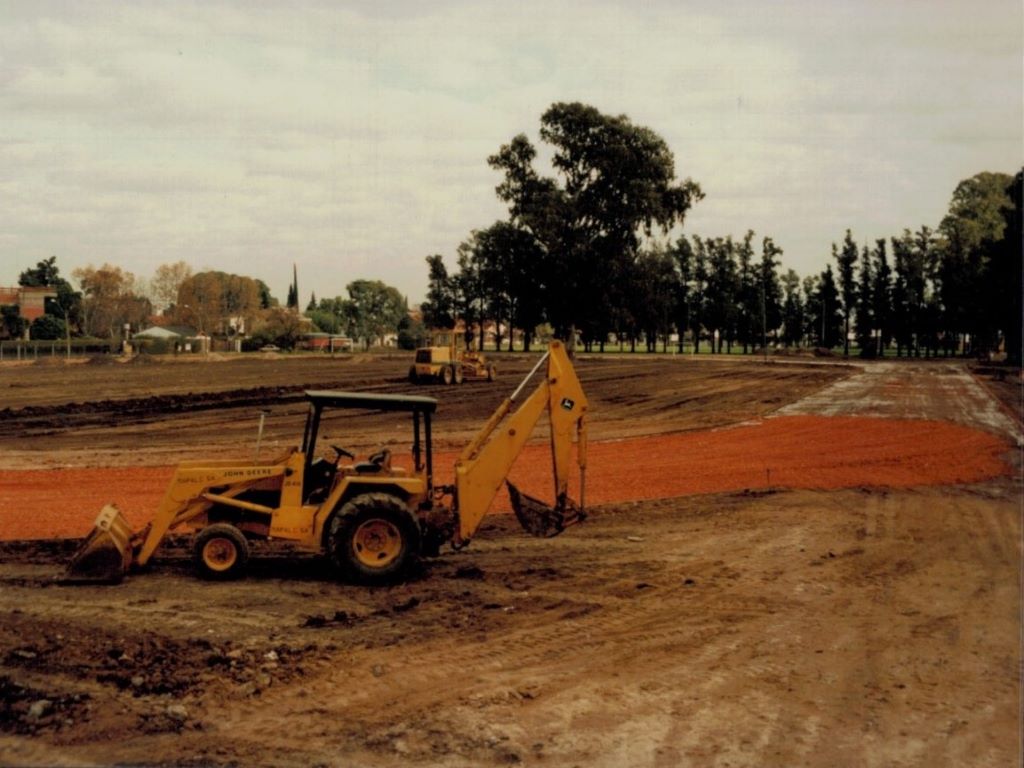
[441,365,454,385]
[453,365,464,384]
[194,523,250,580]
[328,494,418,585]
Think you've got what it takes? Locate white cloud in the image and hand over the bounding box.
[0,0,1019,302]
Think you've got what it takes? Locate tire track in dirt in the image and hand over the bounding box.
[777,360,1022,442]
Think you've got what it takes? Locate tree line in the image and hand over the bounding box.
[420,102,1021,363]
[5,102,1019,362]
[5,255,416,351]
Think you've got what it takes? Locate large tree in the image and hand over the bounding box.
[149,261,193,314]
[759,237,784,351]
[420,254,456,330]
[488,102,702,344]
[177,271,262,336]
[670,235,697,352]
[735,231,758,353]
[991,170,1023,364]
[470,222,546,351]
[72,264,150,339]
[871,239,893,357]
[808,266,842,349]
[453,239,486,350]
[832,230,859,357]
[690,236,709,353]
[344,279,407,348]
[854,245,875,356]
[631,246,678,352]
[937,171,1014,356]
[703,236,739,353]
[780,269,804,347]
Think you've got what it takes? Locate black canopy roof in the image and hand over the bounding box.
[304,390,437,414]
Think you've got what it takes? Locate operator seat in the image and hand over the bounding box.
[353,448,392,474]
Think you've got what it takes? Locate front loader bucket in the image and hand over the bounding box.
[63,505,135,584]
[507,481,586,538]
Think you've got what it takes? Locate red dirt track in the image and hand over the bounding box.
[1,414,1010,540]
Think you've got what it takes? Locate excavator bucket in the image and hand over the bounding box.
[507,481,586,538]
[63,504,136,584]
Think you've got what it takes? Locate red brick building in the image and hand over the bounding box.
[0,285,58,322]
[1,286,60,339]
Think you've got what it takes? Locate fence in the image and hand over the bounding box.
[0,339,115,361]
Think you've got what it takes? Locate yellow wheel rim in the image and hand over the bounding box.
[202,537,238,572]
[352,519,402,568]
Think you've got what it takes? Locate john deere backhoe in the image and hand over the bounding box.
[66,340,588,585]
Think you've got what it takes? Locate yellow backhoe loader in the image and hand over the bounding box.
[66,340,587,585]
[409,329,496,385]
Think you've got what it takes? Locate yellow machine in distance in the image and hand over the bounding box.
[409,329,496,385]
[67,340,588,584]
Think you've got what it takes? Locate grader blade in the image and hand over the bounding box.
[507,481,586,538]
[63,504,135,584]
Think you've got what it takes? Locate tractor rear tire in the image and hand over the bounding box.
[328,494,418,585]
[441,365,453,385]
[194,523,250,580]
[453,365,464,384]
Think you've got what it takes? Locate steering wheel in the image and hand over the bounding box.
[331,445,355,465]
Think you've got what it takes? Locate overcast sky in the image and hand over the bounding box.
[2,0,1021,306]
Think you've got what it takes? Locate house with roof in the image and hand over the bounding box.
[133,325,198,341]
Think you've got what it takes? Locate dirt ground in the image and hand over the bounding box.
[0,352,1020,767]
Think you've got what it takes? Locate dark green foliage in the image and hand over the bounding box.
[854,245,875,357]
[807,266,842,349]
[833,230,858,356]
[703,236,739,353]
[487,102,702,348]
[670,236,697,352]
[30,314,66,340]
[993,171,1023,364]
[937,171,1015,357]
[759,237,784,351]
[344,280,407,347]
[286,264,298,310]
[735,231,758,353]
[781,269,804,347]
[1,306,27,339]
[18,256,62,287]
[420,255,455,330]
[632,247,677,352]
[397,314,426,350]
[255,279,276,309]
[871,240,893,353]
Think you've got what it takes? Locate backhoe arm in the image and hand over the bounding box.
[452,340,588,544]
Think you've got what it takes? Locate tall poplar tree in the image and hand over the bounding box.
[832,230,859,357]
